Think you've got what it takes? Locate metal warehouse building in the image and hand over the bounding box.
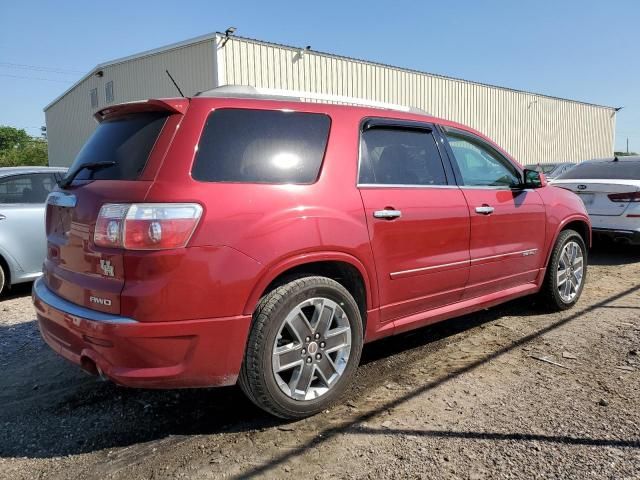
[44,32,616,167]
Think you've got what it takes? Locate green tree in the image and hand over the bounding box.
[0,125,48,167]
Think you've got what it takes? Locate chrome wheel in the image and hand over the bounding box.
[557,240,584,303]
[271,297,351,401]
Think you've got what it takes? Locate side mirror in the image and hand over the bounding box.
[523,169,547,189]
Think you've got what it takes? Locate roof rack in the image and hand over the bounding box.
[196,85,430,115]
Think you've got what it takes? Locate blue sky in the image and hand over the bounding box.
[0,0,638,153]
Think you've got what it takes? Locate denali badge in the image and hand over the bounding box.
[90,296,112,306]
[577,185,587,190]
[100,259,114,277]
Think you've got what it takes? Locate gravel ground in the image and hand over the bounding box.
[1,244,639,479]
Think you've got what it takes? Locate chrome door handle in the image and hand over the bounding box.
[0,214,5,220]
[475,205,494,215]
[373,209,402,219]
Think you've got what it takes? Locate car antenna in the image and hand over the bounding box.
[165,70,185,97]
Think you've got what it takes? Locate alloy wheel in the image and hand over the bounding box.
[271,297,352,401]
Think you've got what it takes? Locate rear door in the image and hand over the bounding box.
[44,107,180,314]
[358,119,470,323]
[441,128,546,299]
[0,173,57,275]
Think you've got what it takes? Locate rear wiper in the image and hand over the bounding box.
[58,161,116,188]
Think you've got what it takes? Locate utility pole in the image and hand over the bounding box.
[627,137,630,155]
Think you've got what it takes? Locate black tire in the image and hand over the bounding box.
[539,229,587,311]
[239,276,363,419]
[0,263,6,298]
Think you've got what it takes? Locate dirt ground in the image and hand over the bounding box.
[1,244,639,480]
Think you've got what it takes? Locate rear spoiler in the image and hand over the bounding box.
[94,98,189,122]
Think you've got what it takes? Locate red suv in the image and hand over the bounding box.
[34,86,590,418]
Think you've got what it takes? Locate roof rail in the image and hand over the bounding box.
[195,85,430,115]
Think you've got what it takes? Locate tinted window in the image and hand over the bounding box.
[556,160,640,180]
[0,173,56,204]
[446,132,520,187]
[359,128,447,185]
[192,109,331,184]
[66,112,168,182]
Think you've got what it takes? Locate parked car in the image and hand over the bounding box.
[524,162,575,179]
[33,86,591,419]
[551,156,640,245]
[0,166,67,295]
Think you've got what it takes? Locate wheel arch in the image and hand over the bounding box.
[243,252,376,325]
[0,250,12,288]
[544,215,591,268]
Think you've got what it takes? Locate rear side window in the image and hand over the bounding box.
[68,112,168,181]
[556,160,640,180]
[359,127,447,185]
[0,173,57,204]
[192,109,331,184]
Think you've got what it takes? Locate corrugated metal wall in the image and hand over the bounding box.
[45,34,615,167]
[220,37,615,165]
[45,39,216,167]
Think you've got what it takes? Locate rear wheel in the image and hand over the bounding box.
[539,229,587,310]
[239,276,363,419]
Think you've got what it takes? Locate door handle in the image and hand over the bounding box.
[373,209,402,220]
[475,205,494,215]
[0,214,5,220]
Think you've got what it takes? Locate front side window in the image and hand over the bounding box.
[192,109,331,184]
[359,127,447,185]
[445,131,520,188]
[0,173,56,204]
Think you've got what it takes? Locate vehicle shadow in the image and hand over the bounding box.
[589,241,640,265]
[0,294,537,459]
[0,248,636,460]
[1,281,33,301]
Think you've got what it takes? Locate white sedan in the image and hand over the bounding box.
[551,156,640,245]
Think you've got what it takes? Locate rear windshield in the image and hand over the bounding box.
[67,112,168,181]
[556,160,640,180]
[192,109,331,184]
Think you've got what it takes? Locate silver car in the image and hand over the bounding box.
[0,166,67,295]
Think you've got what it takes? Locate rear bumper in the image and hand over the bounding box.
[592,228,640,245]
[33,277,252,388]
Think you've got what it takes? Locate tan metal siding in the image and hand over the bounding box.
[220,37,615,165]
[45,39,216,167]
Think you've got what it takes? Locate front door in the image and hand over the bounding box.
[442,128,546,299]
[358,119,470,323]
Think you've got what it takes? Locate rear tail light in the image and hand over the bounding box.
[94,203,203,250]
[608,191,640,202]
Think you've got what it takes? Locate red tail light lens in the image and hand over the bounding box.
[94,203,203,250]
[608,191,640,202]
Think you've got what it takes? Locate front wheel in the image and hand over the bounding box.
[239,276,363,419]
[539,229,587,310]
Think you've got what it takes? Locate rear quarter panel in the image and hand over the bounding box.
[139,99,377,321]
